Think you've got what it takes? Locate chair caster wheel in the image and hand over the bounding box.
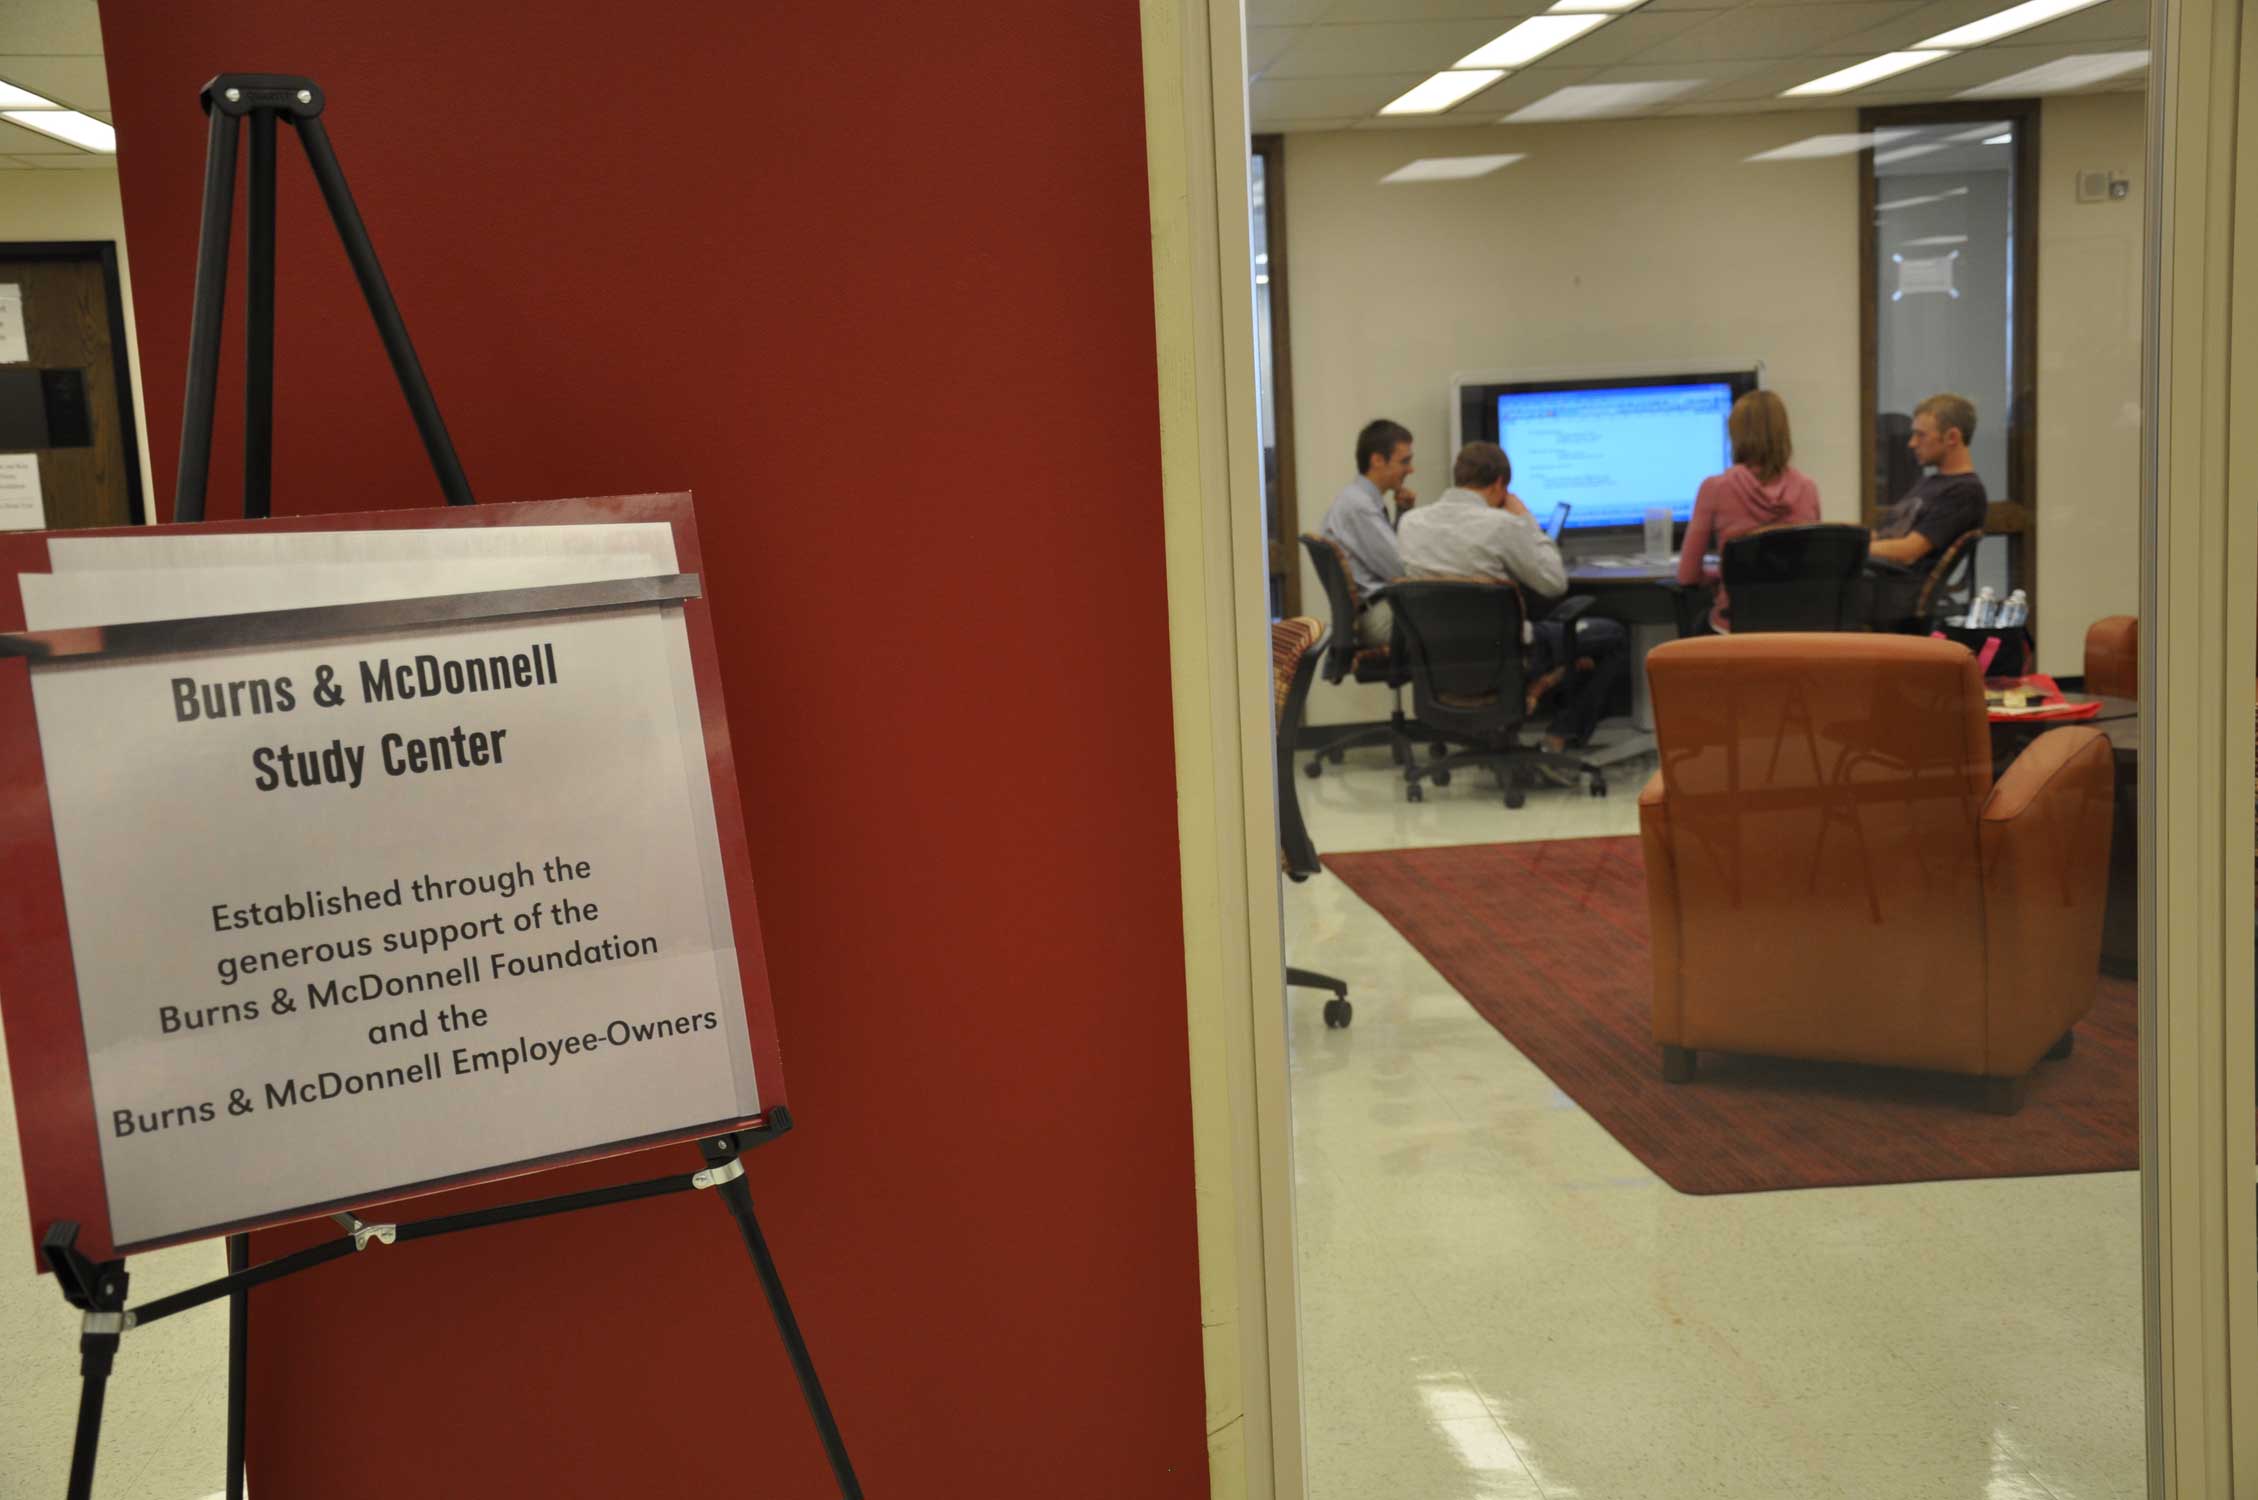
[1406,784,1424,803]
[1589,777,1607,798]
[1505,789,1526,810]
[1303,760,1323,779]
[1328,748,1345,765]
[1323,997,1353,1029]
[1432,769,1451,787]
[1428,743,1448,760]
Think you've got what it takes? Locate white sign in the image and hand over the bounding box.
[0,453,43,530]
[24,549,760,1248]
[0,284,25,363]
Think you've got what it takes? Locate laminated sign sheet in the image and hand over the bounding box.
[0,495,782,1257]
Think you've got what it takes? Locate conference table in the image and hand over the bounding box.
[1564,554,1708,731]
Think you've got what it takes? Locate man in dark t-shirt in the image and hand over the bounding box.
[1869,392,1987,625]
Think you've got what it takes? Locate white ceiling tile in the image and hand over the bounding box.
[21,148,114,168]
[1263,18,1544,77]
[1247,26,1304,74]
[1629,3,1928,64]
[1318,0,1543,18]
[0,0,104,56]
[0,53,107,110]
[1247,0,1344,25]
[1252,72,1435,119]
[1534,9,1715,64]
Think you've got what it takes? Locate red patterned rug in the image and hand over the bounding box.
[1322,836,2138,1194]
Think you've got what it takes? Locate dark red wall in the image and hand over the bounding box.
[101,3,1208,1493]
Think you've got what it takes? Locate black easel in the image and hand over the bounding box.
[43,73,861,1500]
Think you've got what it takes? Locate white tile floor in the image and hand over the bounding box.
[1283,738,2147,1500]
[0,733,2148,1500]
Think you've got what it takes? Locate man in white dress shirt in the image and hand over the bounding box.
[1319,419,1417,648]
[1397,441,1625,751]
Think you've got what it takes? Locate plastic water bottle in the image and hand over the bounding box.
[1968,588,1999,629]
[1999,590,2028,628]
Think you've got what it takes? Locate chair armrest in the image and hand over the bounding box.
[1978,726,2116,1074]
[1638,772,1684,1044]
[1545,594,1595,624]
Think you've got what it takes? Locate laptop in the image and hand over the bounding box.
[1542,502,1571,543]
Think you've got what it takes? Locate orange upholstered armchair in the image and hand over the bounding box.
[1639,634,2115,1113]
[2085,616,2138,699]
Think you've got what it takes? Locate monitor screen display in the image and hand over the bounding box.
[1494,382,1734,533]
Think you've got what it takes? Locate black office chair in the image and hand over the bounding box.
[1388,579,1605,808]
[1272,616,1352,1028]
[1297,533,1436,777]
[1868,527,1986,632]
[1720,524,1872,633]
[1916,528,1986,623]
[1877,412,1922,509]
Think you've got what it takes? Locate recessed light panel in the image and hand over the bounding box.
[1381,154,1528,184]
[0,81,58,111]
[1957,50,2150,97]
[1782,51,1952,97]
[1917,0,2108,49]
[1380,69,1508,116]
[1503,80,1704,122]
[2,110,115,152]
[1456,14,1612,69]
[1547,0,1648,12]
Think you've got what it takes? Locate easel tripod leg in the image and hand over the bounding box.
[225,1233,249,1500]
[703,1142,863,1499]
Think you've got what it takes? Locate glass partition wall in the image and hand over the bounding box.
[1257,18,2160,1495]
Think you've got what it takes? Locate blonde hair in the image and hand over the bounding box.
[1914,392,1977,446]
[1728,390,1793,484]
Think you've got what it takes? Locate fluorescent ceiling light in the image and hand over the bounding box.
[1380,153,1526,183]
[1901,234,1971,246]
[1548,0,1648,12]
[1944,122,2012,141]
[1503,80,1704,121]
[0,81,59,111]
[1917,0,2107,48]
[1877,186,1971,212]
[1958,50,2149,96]
[1875,142,1948,165]
[1984,133,2013,144]
[2,110,115,152]
[1380,69,1506,116]
[1457,14,1612,69]
[1782,51,1952,97]
[1744,129,1921,161]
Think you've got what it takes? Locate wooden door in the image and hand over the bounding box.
[0,244,142,528]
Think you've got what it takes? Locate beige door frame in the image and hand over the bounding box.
[2147,0,2258,1492]
[1147,0,2258,1493]
[1142,0,1306,1495]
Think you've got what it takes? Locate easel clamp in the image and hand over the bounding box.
[329,1212,397,1251]
[692,1158,746,1191]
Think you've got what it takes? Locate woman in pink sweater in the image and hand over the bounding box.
[1677,390,1822,632]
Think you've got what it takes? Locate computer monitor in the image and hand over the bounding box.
[1457,370,1760,536]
